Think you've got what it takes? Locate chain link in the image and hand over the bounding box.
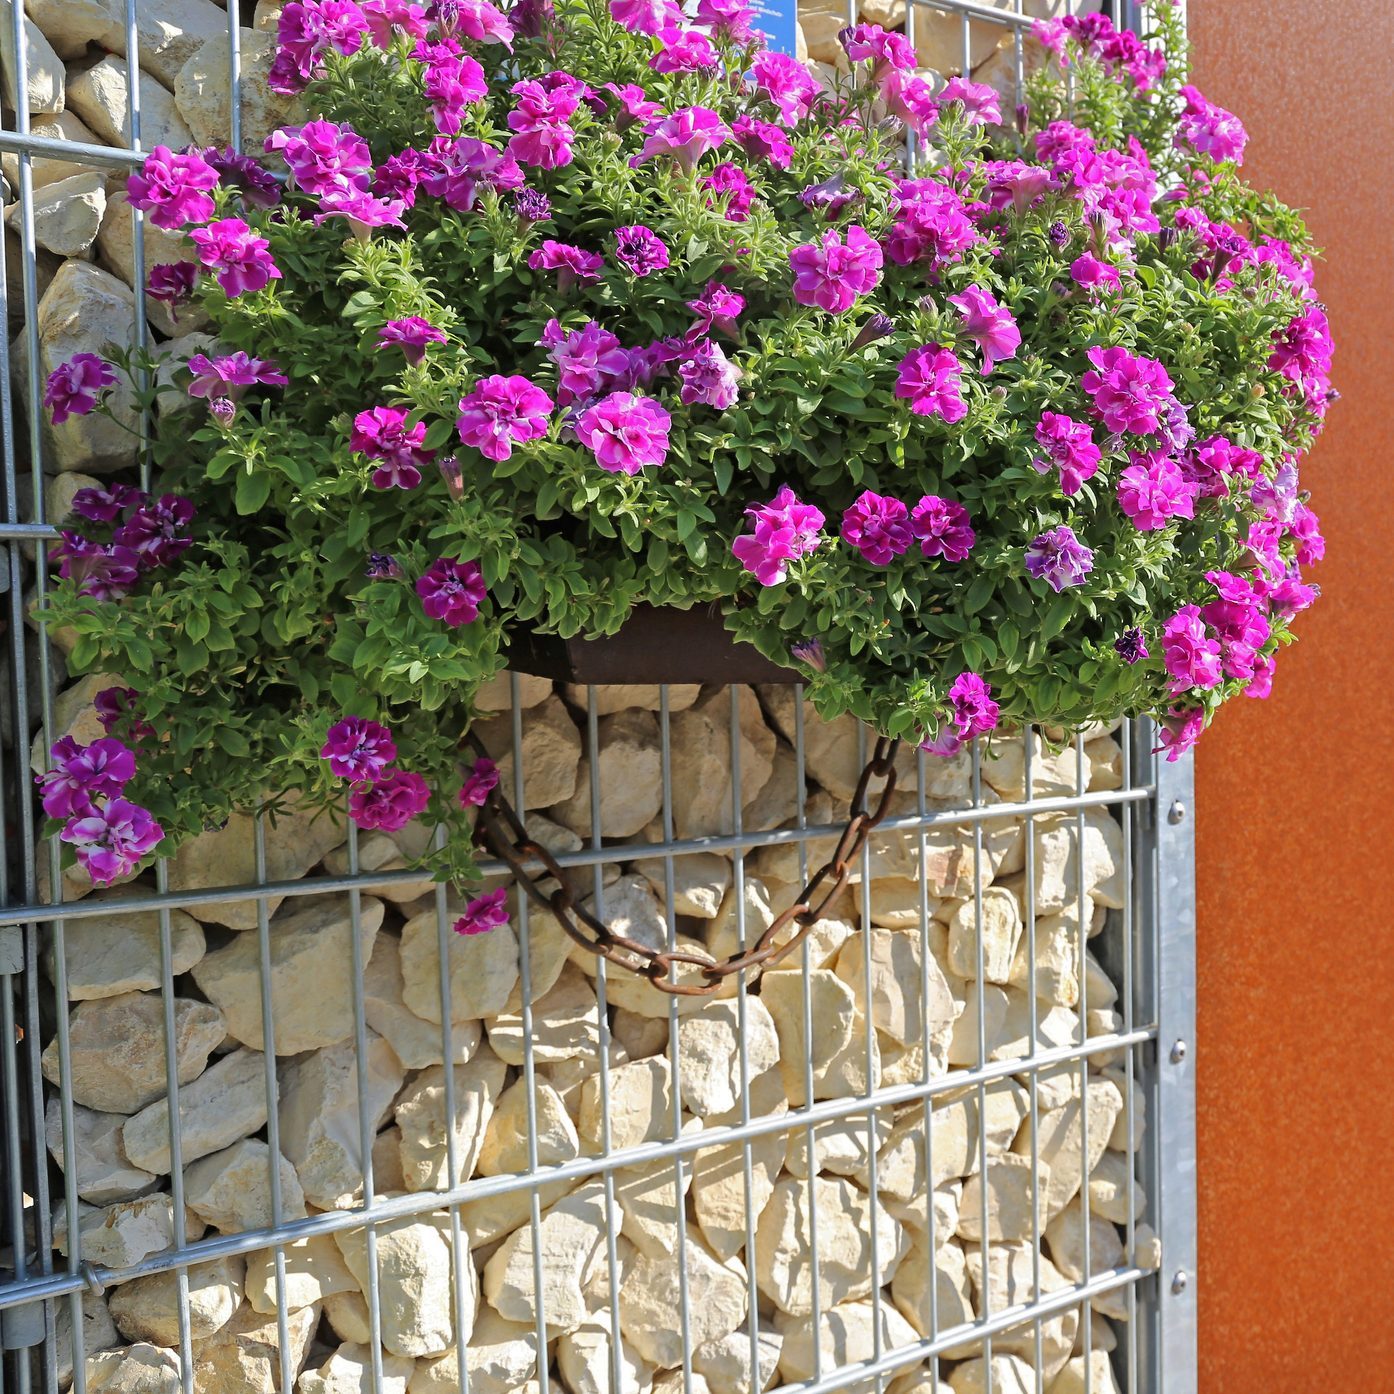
[469,732,903,995]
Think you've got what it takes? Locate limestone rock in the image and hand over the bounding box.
[244,1232,359,1314]
[400,901,519,1025]
[634,850,731,919]
[93,0,228,87]
[108,1255,243,1345]
[46,1099,157,1203]
[946,887,1023,984]
[20,260,139,474]
[55,1194,202,1268]
[483,1180,608,1333]
[548,708,662,839]
[394,1047,508,1191]
[783,1111,891,1182]
[122,1047,270,1174]
[760,968,877,1104]
[364,932,481,1068]
[299,1343,415,1394]
[42,991,225,1114]
[68,57,191,150]
[693,1326,782,1394]
[945,983,1008,1066]
[666,687,775,838]
[611,1008,669,1061]
[615,1127,698,1258]
[556,1319,653,1394]
[890,1236,975,1343]
[1088,1151,1145,1225]
[1012,1079,1123,1221]
[0,2,64,113]
[477,1077,579,1176]
[702,876,776,964]
[982,731,1090,801]
[618,1241,748,1368]
[1034,811,1125,913]
[956,1153,1048,1244]
[561,682,701,715]
[473,669,553,710]
[777,1301,919,1385]
[1009,912,1080,1006]
[191,1302,317,1394]
[742,739,806,832]
[84,1344,184,1394]
[27,671,125,776]
[184,1138,307,1233]
[487,962,600,1064]
[964,1241,1078,1378]
[794,0,848,65]
[47,904,204,1000]
[279,1033,406,1208]
[1084,735,1124,792]
[167,799,347,930]
[692,1070,786,1259]
[1,110,100,188]
[97,190,208,338]
[476,693,581,809]
[1051,1353,1121,1394]
[1103,1066,1145,1152]
[410,1307,539,1393]
[948,1356,1037,1394]
[373,1125,408,1193]
[755,1175,905,1316]
[55,1290,120,1389]
[460,1177,577,1250]
[193,895,384,1054]
[321,1292,373,1346]
[1044,1197,1126,1285]
[579,1054,673,1152]
[677,996,779,1117]
[13,171,106,257]
[834,925,958,1049]
[337,1211,466,1358]
[175,29,300,151]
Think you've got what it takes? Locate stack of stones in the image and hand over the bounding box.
[33,672,1155,1394]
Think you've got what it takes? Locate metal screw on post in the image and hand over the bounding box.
[1170,1039,1188,1064]
[1167,800,1187,824]
[1171,1271,1190,1296]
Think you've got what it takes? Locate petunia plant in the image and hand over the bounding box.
[37,0,1331,893]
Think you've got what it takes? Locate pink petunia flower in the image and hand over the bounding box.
[687,282,745,338]
[348,768,431,831]
[947,671,999,738]
[1117,450,1197,531]
[894,346,967,422]
[425,52,489,135]
[127,145,220,230]
[702,163,755,222]
[789,225,883,313]
[651,26,719,73]
[417,556,487,626]
[609,0,683,35]
[188,218,282,298]
[1176,84,1247,165]
[751,51,821,125]
[948,287,1021,375]
[61,798,163,886]
[321,716,397,781]
[1070,253,1121,294]
[44,354,117,424]
[679,340,741,408]
[840,23,914,73]
[528,240,604,292]
[539,319,629,405]
[840,490,911,566]
[269,0,369,94]
[730,115,794,169]
[36,735,136,820]
[1155,706,1205,761]
[1080,345,1175,436]
[421,136,524,211]
[351,406,435,489]
[1161,606,1223,695]
[456,375,554,461]
[1032,412,1101,496]
[376,317,447,365]
[574,392,671,473]
[635,107,730,171]
[454,886,509,935]
[265,119,372,196]
[613,224,670,277]
[458,756,500,808]
[910,496,974,562]
[935,76,1002,126]
[186,351,287,401]
[731,485,825,586]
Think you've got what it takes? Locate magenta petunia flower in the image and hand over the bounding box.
[789,225,883,314]
[635,107,730,171]
[981,160,1054,213]
[71,483,144,523]
[458,756,500,808]
[1161,606,1222,695]
[1114,627,1148,664]
[695,0,754,38]
[348,767,431,830]
[186,351,287,401]
[1070,253,1121,294]
[1269,305,1334,401]
[425,53,489,135]
[265,119,372,197]
[321,716,397,780]
[1032,412,1101,496]
[880,69,940,138]
[360,0,430,45]
[613,224,670,277]
[883,181,980,268]
[421,136,524,212]
[910,496,974,562]
[113,495,195,569]
[948,287,1021,375]
[528,240,604,292]
[750,51,821,126]
[731,484,825,586]
[840,22,914,72]
[678,339,741,409]
[1155,706,1205,761]
[574,392,671,474]
[935,76,1002,126]
[188,217,283,298]
[453,886,509,935]
[44,354,116,425]
[416,556,487,626]
[650,26,718,73]
[147,262,199,311]
[730,115,794,169]
[1117,450,1197,531]
[1176,84,1247,165]
[894,345,967,422]
[351,406,435,489]
[702,163,755,222]
[456,375,553,462]
[376,317,447,365]
[1201,569,1271,682]
[1079,345,1175,436]
[374,148,431,206]
[206,147,282,209]
[438,0,514,44]
[507,74,582,168]
[127,145,220,231]
[314,185,407,230]
[840,490,911,566]
[1025,524,1094,592]
[1288,502,1324,566]
[947,671,999,738]
[539,318,629,406]
[610,0,682,34]
[604,82,662,129]
[36,735,136,820]
[60,797,163,886]
[687,282,745,338]
[269,0,369,93]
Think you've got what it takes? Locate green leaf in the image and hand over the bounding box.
[234,471,271,515]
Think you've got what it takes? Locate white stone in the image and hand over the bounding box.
[19,260,139,474]
[400,901,519,1025]
[693,1326,782,1394]
[373,1125,408,1194]
[1009,912,1081,1006]
[948,1356,1037,1394]
[299,1343,415,1394]
[783,1110,891,1182]
[184,1138,307,1233]
[890,1236,975,1343]
[460,1177,578,1251]
[1044,1197,1126,1286]
[982,731,1090,801]
[633,851,731,919]
[619,1241,748,1368]
[483,1180,608,1334]
[610,1008,668,1061]
[55,1194,203,1268]
[613,1129,695,1258]
[191,1302,317,1394]
[777,1301,919,1385]
[702,876,776,964]
[122,1047,270,1174]
[194,895,384,1053]
[1050,1353,1121,1394]
[487,962,601,1065]
[97,190,208,338]
[47,904,204,1000]
[754,1176,905,1316]
[1087,1151,1144,1225]
[337,1210,467,1358]
[42,991,225,1114]
[168,799,347,930]
[108,1255,243,1345]
[0,1,64,113]
[964,1241,1078,1379]
[477,1077,578,1176]
[278,1033,406,1208]
[394,1047,508,1191]
[946,887,1023,984]
[322,832,436,904]
[244,1232,359,1314]
[548,708,662,838]
[473,669,553,711]
[556,1319,653,1394]
[956,1153,1048,1244]
[1012,1079,1123,1222]
[12,171,106,257]
[55,1290,119,1389]
[410,1307,539,1394]
[664,686,775,839]
[476,693,581,809]
[68,57,191,150]
[84,1344,184,1394]
[579,1054,673,1153]
[93,0,228,87]
[691,1070,785,1260]
[321,1292,373,1347]
[1,110,100,189]
[46,1099,156,1203]
[561,682,701,715]
[677,996,779,1118]
[759,968,854,1104]
[834,925,959,1049]
[175,29,299,151]
[982,990,1082,1064]
[364,933,481,1068]
[1084,735,1124,792]
[1101,1065,1145,1153]
[1034,811,1125,913]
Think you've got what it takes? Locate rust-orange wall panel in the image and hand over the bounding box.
[1190,1,1394,1384]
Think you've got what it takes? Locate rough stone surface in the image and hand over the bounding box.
[964,1241,1078,1378]
[667,687,775,838]
[55,1194,202,1269]
[613,1135,696,1259]
[761,968,879,1105]
[1088,1150,1145,1225]
[561,682,701,715]
[410,1307,539,1394]
[108,1255,243,1346]
[693,1327,783,1394]
[193,895,384,1054]
[948,1356,1037,1394]
[477,1077,579,1176]
[487,961,600,1065]
[957,1153,1049,1244]
[42,991,225,1114]
[68,57,192,150]
[15,171,107,257]
[677,996,779,1117]
[243,1231,359,1314]
[400,901,519,1025]
[84,1343,184,1394]
[476,693,581,809]
[947,886,1023,984]
[97,190,208,338]
[394,1049,508,1191]
[299,1343,415,1394]
[46,1099,157,1204]
[175,29,298,151]
[473,669,553,710]
[184,1138,307,1234]
[190,1302,317,1394]
[548,708,662,839]
[364,932,481,1068]
[634,850,731,919]
[890,1236,975,1344]
[1034,811,1125,913]
[579,1054,673,1153]
[556,1320,653,1394]
[1050,1353,1121,1394]
[777,1301,919,1385]
[1,110,100,188]
[1012,1080,1123,1221]
[834,925,958,1051]
[48,904,205,1001]
[55,1290,120,1389]
[278,1033,406,1208]
[619,1241,748,1368]
[0,1,65,113]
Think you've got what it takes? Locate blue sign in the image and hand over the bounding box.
[750,0,798,55]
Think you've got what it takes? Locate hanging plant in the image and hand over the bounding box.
[36,0,1330,891]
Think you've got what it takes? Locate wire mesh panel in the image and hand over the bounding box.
[0,2,1196,1393]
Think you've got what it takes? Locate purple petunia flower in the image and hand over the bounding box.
[425,52,489,135]
[205,147,282,208]
[458,756,500,808]
[678,340,741,409]
[265,119,372,197]
[456,375,554,461]
[71,483,144,523]
[948,287,1022,375]
[613,224,669,277]
[376,317,447,365]
[348,767,431,831]
[1080,345,1175,436]
[421,135,524,212]
[1114,627,1149,664]
[269,0,369,94]
[1070,252,1121,294]
[947,671,999,738]
[635,107,730,171]
[1155,706,1205,761]
[731,485,825,586]
[840,490,911,566]
[94,686,152,740]
[188,218,282,298]
[687,282,745,338]
[512,186,552,222]
[313,185,407,230]
[1117,450,1197,531]
[52,533,141,600]
[44,354,117,425]
[321,716,397,781]
[528,240,604,293]
[789,637,826,672]
[1032,412,1102,496]
[351,406,435,489]
[506,74,583,169]
[789,225,883,313]
[610,0,682,34]
[883,180,980,268]
[1025,524,1094,592]
[432,0,514,44]
[36,735,136,820]
[186,351,288,402]
[60,797,163,886]
[936,76,1002,126]
[702,163,755,222]
[1176,84,1247,165]
[574,392,671,474]
[895,346,967,422]
[453,886,509,935]
[147,262,199,312]
[910,496,975,562]
[1161,606,1223,695]
[651,26,718,73]
[731,115,794,169]
[750,51,821,126]
[417,556,487,626]
[840,22,914,72]
[114,495,196,569]
[539,319,629,406]
[127,145,220,231]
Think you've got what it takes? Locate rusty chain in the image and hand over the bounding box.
[467,731,903,995]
